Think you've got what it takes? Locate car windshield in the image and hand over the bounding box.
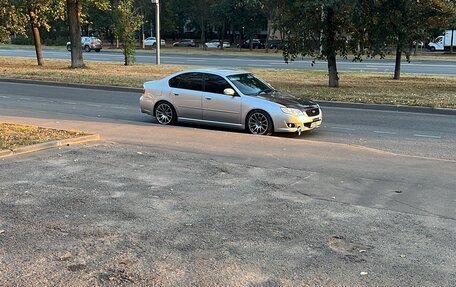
[227,73,274,96]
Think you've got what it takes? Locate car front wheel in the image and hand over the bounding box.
[84,45,91,52]
[155,102,176,125]
[66,45,71,51]
[247,110,273,135]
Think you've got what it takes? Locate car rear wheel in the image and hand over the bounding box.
[84,45,91,52]
[247,110,273,135]
[155,102,176,125]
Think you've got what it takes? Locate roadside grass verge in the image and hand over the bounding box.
[1,57,455,108]
[0,122,88,150]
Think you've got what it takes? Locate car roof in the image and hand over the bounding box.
[175,68,249,77]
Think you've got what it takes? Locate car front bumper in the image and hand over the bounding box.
[273,110,323,133]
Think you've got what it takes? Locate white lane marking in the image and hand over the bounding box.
[63,101,77,105]
[111,106,128,110]
[19,97,31,100]
[413,134,441,139]
[349,67,379,70]
[330,126,356,131]
[374,130,397,135]
[0,95,11,99]
[185,59,206,62]
[86,103,102,107]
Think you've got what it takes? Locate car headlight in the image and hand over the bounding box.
[281,107,304,116]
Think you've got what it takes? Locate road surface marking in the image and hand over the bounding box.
[414,134,441,139]
[374,130,397,135]
[63,101,77,105]
[112,106,128,110]
[330,126,356,131]
[349,67,379,70]
[86,103,102,107]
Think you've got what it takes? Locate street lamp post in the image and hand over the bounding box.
[151,0,160,65]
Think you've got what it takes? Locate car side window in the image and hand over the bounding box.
[169,73,203,91]
[204,74,233,95]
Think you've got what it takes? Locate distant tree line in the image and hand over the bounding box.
[1,0,455,85]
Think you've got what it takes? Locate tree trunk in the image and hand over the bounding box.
[327,53,339,88]
[249,36,253,51]
[394,44,402,80]
[219,21,226,50]
[265,15,272,53]
[450,30,454,54]
[29,10,44,66]
[325,7,338,88]
[66,0,84,68]
[201,20,206,50]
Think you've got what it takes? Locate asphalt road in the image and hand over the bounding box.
[1,48,456,75]
[1,82,456,286]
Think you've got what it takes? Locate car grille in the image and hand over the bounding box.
[305,108,320,117]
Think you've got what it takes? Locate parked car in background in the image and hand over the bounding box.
[238,39,265,49]
[140,69,322,136]
[144,37,166,46]
[267,39,288,50]
[173,39,196,47]
[66,36,102,52]
[204,40,230,49]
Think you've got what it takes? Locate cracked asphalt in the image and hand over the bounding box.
[1,139,455,286]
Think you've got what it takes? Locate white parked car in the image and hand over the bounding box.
[140,69,322,135]
[204,40,230,49]
[144,37,166,46]
[66,36,102,52]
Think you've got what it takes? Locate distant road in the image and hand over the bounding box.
[1,48,456,76]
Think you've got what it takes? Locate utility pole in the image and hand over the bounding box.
[151,0,160,64]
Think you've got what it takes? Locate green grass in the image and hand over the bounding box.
[1,56,455,108]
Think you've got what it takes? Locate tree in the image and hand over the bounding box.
[0,0,27,43]
[66,0,84,67]
[113,0,143,65]
[281,0,356,87]
[66,0,109,68]
[352,0,456,80]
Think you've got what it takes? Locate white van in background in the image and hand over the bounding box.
[428,30,456,51]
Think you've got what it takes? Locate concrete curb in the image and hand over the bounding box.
[317,101,456,116]
[1,78,455,116]
[0,134,100,159]
[0,78,141,93]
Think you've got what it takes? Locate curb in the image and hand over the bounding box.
[0,134,101,159]
[317,101,456,116]
[1,78,455,116]
[0,78,141,93]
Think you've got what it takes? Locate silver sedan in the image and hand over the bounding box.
[140,69,322,135]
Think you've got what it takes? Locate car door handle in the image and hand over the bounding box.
[173,92,179,96]
[205,97,212,100]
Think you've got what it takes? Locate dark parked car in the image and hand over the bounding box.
[267,40,288,50]
[172,39,196,47]
[237,39,265,49]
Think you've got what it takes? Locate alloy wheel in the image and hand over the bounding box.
[248,112,270,135]
[156,103,174,125]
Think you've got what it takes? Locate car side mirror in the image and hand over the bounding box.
[223,88,236,96]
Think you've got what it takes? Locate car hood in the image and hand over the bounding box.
[257,91,318,109]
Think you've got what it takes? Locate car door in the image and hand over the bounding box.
[202,73,241,125]
[168,73,203,120]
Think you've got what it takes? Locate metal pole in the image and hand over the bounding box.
[155,0,160,65]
